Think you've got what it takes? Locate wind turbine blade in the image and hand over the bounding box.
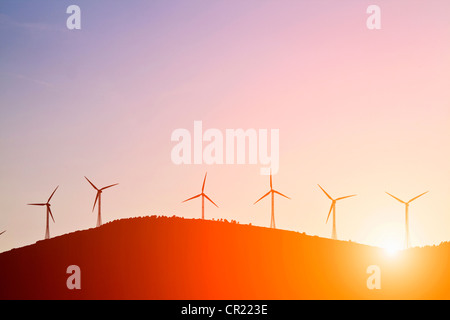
[325,203,334,224]
[408,191,429,203]
[254,191,271,205]
[202,173,207,192]
[0,231,6,236]
[182,194,202,203]
[318,185,333,200]
[28,203,47,206]
[273,190,290,200]
[47,186,59,203]
[336,195,356,201]
[386,192,405,204]
[48,207,55,223]
[92,193,100,212]
[204,194,219,208]
[270,172,273,189]
[85,176,98,191]
[101,183,119,190]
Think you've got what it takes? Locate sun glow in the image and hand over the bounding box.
[383,243,401,257]
[376,233,403,257]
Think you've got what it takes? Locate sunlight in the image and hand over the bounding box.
[384,244,400,257]
[358,209,405,257]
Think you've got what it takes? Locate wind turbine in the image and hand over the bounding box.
[0,231,5,236]
[182,172,218,219]
[254,171,290,229]
[85,177,119,227]
[386,191,428,249]
[318,185,356,240]
[28,186,58,240]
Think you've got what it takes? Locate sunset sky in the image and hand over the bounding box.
[0,0,449,254]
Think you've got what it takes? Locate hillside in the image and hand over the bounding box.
[0,215,449,299]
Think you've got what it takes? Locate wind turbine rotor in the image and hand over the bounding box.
[92,192,100,212]
[182,193,202,203]
[270,173,273,190]
[408,191,429,203]
[204,194,219,208]
[273,190,290,199]
[326,202,335,224]
[318,185,333,201]
[47,186,59,203]
[386,192,406,204]
[85,176,99,191]
[202,173,207,193]
[336,195,356,201]
[254,191,272,205]
[48,206,55,223]
[100,183,119,191]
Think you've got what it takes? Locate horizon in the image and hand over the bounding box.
[0,212,446,255]
[0,214,430,256]
[1,0,450,254]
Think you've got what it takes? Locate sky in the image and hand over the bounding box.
[0,0,449,254]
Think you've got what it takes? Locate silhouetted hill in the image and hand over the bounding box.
[0,215,449,299]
